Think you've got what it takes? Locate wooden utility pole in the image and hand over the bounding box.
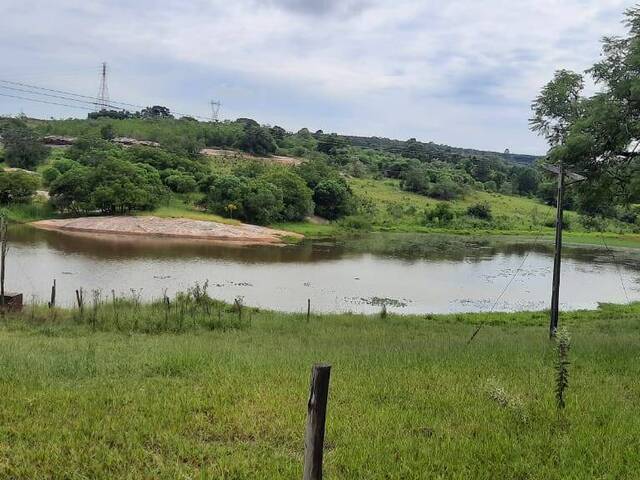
[549,162,564,337]
[303,363,331,480]
[543,163,585,338]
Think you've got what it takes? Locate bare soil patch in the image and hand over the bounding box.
[32,216,302,245]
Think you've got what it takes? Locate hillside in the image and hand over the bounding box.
[342,134,539,165]
[1,115,638,243]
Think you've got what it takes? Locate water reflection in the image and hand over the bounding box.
[8,225,640,314]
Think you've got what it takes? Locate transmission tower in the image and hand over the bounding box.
[95,62,110,111]
[210,100,221,122]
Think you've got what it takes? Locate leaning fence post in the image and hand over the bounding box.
[307,299,311,322]
[303,363,331,480]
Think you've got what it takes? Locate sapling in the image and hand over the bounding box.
[554,327,571,410]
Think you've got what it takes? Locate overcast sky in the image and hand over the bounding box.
[0,0,634,154]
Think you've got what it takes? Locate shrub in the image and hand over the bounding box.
[262,169,314,221]
[0,121,49,170]
[425,203,455,225]
[49,157,165,214]
[163,173,197,193]
[313,178,353,220]
[0,171,39,204]
[467,202,492,220]
[241,179,284,225]
[545,217,572,231]
[41,166,61,186]
[337,215,372,231]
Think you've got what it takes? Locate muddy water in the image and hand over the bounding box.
[10,225,640,314]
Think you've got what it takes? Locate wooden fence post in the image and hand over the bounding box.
[303,363,331,480]
[48,279,56,308]
[307,299,311,322]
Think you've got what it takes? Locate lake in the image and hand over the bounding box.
[8,225,640,314]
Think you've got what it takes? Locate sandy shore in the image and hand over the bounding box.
[32,216,302,246]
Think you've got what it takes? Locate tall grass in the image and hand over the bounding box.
[0,301,639,477]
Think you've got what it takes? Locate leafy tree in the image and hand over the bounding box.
[88,109,132,120]
[49,165,93,213]
[0,171,39,204]
[163,172,197,193]
[530,8,640,210]
[296,159,334,189]
[313,178,353,220]
[236,125,277,155]
[49,157,165,214]
[514,167,539,195]
[242,179,284,224]
[206,175,248,218]
[139,105,173,119]
[0,120,49,170]
[263,169,314,221]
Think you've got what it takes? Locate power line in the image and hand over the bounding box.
[0,85,112,107]
[0,92,96,111]
[467,210,555,345]
[0,78,144,109]
[0,78,212,120]
[600,233,630,303]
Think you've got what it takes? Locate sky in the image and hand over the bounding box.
[0,0,635,154]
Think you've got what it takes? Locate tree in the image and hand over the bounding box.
[0,121,49,170]
[263,169,314,221]
[236,125,277,156]
[242,179,284,225]
[530,7,640,209]
[139,105,173,119]
[313,179,353,220]
[514,167,539,195]
[206,174,249,218]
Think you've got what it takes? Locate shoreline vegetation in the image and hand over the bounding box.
[0,294,638,477]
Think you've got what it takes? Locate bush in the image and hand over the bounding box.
[337,215,372,231]
[49,157,166,214]
[425,203,455,225]
[262,169,313,221]
[41,166,61,186]
[467,202,492,220]
[236,125,277,156]
[0,171,39,204]
[313,178,353,220]
[545,217,572,231]
[163,173,197,193]
[0,121,49,170]
[242,179,284,224]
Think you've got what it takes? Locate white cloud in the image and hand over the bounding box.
[0,0,634,152]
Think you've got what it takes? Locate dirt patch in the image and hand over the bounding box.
[200,148,302,165]
[32,216,302,246]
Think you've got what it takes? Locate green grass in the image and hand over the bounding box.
[2,200,55,223]
[1,296,639,478]
[140,196,241,225]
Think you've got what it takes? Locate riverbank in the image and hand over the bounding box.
[0,299,638,478]
[31,216,302,246]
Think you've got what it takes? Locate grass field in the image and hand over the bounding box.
[1,296,638,478]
